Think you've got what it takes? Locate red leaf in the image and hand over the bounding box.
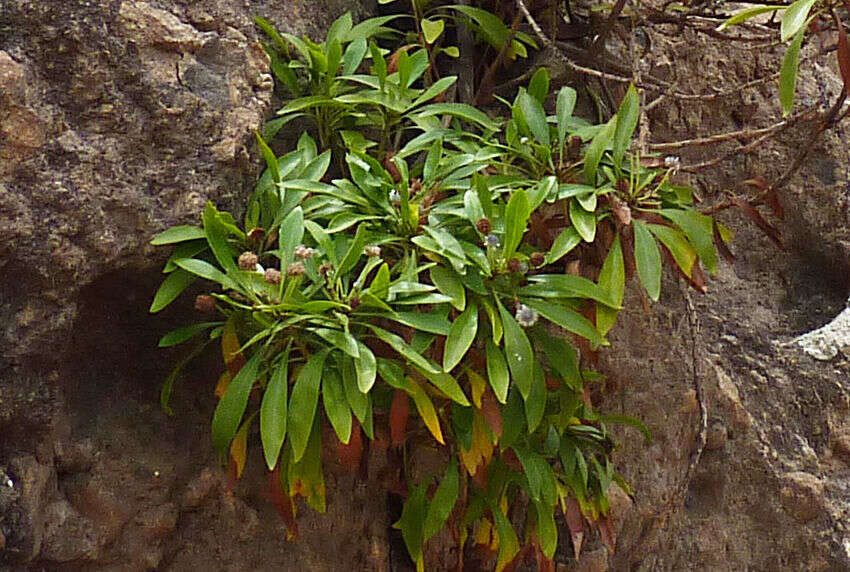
[268,464,298,538]
[713,221,736,265]
[337,418,363,470]
[390,389,410,446]
[480,391,503,438]
[598,517,617,553]
[501,448,522,472]
[732,198,784,248]
[564,497,585,560]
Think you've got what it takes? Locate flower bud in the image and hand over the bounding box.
[194,294,216,313]
[476,218,492,234]
[529,252,545,267]
[247,228,266,244]
[293,244,314,260]
[364,245,381,257]
[484,234,500,248]
[238,251,259,271]
[286,262,306,277]
[349,296,361,310]
[319,262,333,278]
[507,258,523,273]
[263,268,282,284]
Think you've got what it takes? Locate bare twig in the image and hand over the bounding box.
[649,108,815,151]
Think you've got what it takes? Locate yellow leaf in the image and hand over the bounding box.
[474,517,493,546]
[229,415,253,479]
[459,410,494,475]
[221,318,246,374]
[407,378,444,445]
[468,370,487,409]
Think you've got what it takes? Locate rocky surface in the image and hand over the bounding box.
[1,0,850,570]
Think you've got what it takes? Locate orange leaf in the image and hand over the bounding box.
[459,410,494,476]
[390,389,410,446]
[214,370,233,399]
[221,319,246,375]
[713,221,736,265]
[337,418,363,470]
[732,198,783,248]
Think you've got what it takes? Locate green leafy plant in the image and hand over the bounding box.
[151,7,730,569]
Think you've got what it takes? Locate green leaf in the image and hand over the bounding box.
[612,84,639,168]
[424,138,443,183]
[524,361,546,432]
[279,206,304,269]
[174,258,235,290]
[517,90,550,147]
[522,299,607,346]
[314,328,360,358]
[522,274,618,307]
[202,202,239,274]
[158,321,220,347]
[341,342,372,393]
[781,0,816,41]
[342,37,368,75]
[717,5,783,31]
[779,26,805,116]
[256,133,280,184]
[150,269,196,313]
[527,67,550,105]
[583,118,615,184]
[151,225,206,245]
[415,103,499,131]
[380,311,450,335]
[497,299,534,400]
[444,302,479,371]
[546,227,581,264]
[421,18,445,44]
[491,499,520,572]
[367,262,390,299]
[288,350,328,463]
[535,500,558,559]
[648,223,697,277]
[503,189,530,260]
[323,368,352,444]
[423,459,459,541]
[212,351,263,453]
[341,356,373,437]
[633,220,661,302]
[569,199,596,242]
[537,334,581,390]
[486,338,510,404]
[430,266,466,311]
[396,482,428,570]
[596,235,624,335]
[337,224,370,276]
[261,357,289,470]
[556,86,577,158]
[659,209,718,274]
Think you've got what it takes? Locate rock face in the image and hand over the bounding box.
[1,0,850,570]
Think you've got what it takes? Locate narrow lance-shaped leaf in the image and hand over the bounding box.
[517,90,550,147]
[212,351,264,453]
[288,350,328,463]
[779,27,805,116]
[497,298,534,399]
[633,220,661,302]
[395,483,428,571]
[612,84,639,169]
[503,189,530,260]
[407,377,445,445]
[596,235,625,335]
[323,368,353,444]
[486,338,510,404]
[150,269,196,313]
[781,0,817,41]
[423,459,459,541]
[556,86,577,160]
[151,225,206,245]
[443,302,479,371]
[261,355,289,470]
